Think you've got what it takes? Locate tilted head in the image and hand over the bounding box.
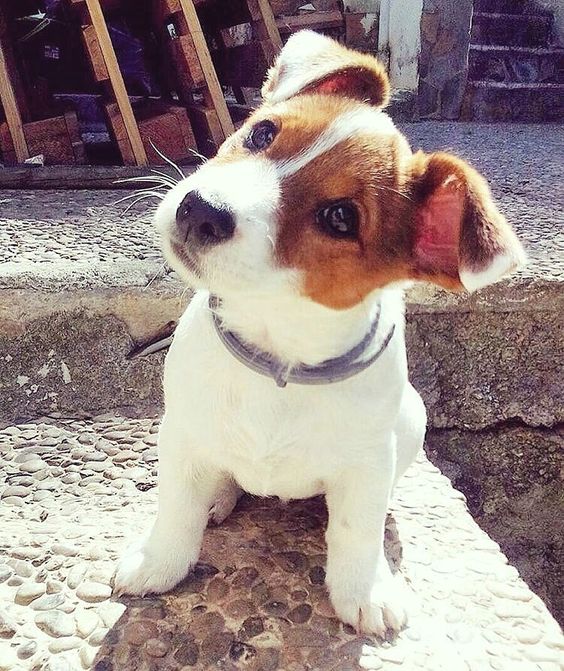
[156,31,525,309]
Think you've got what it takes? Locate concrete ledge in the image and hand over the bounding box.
[427,426,564,626]
[0,417,562,671]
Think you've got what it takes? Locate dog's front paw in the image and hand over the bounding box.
[208,480,242,525]
[329,570,410,636]
[113,540,195,596]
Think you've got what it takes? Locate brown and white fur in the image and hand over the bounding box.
[114,31,525,635]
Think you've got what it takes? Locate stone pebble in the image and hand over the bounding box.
[35,611,76,637]
[19,460,47,473]
[17,640,38,659]
[75,609,100,638]
[48,636,83,653]
[0,565,13,583]
[89,627,109,645]
[79,645,97,669]
[0,610,17,638]
[51,543,79,557]
[14,583,46,606]
[76,582,112,603]
[1,485,30,498]
[30,593,66,611]
[67,564,86,589]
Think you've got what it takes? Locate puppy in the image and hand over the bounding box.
[115,31,525,635]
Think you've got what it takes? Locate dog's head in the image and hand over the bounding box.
[156,31,525,309]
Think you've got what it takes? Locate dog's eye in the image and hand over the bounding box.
[317,201,359,239]
[245,120,277,152]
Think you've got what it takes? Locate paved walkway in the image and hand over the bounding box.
[0,417,563,670]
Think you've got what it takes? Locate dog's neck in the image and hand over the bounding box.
[212,288,403,368]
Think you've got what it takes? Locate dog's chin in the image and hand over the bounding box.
[163,241,206,288]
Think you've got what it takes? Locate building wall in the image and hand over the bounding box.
[417,0,474,119]
[540,0,564,45]
[377,0,423,91]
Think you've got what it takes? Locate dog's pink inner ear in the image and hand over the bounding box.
[414,178,463,282]
[307,68,384,106]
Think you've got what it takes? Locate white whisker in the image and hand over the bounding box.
[114,176,171,186]
[187,147,207,163]
[112,187,167,207]
[149,140,186,179]
[150,168,179,187]
[121,193,165,215]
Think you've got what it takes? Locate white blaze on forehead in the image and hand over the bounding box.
[191,158,280,211]
[274,108,397,179]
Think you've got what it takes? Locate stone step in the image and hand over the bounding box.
[469,44,564,84]
[0,416,563,671]
[474,0,552,15]
[461,80,564,120]
[472,12,552,47]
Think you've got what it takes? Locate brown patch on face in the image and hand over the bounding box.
[274,121,414,309]
[213,96,416,309]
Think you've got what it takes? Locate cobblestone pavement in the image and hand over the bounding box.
[0,417,563,670]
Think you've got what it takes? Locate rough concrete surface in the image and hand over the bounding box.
[0,417,563,671]
[427,426,564,624]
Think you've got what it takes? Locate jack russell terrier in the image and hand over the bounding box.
[114,31,525,635]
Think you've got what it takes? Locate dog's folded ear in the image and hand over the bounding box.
[406,152,526,292]
[262,30,390,108]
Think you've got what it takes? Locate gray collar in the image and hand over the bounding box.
[209,295,395,388]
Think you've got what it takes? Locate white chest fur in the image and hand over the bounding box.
[162,291,408,500]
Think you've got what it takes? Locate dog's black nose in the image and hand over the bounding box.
[176,192,235,245]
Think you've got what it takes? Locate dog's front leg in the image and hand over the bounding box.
[325,441,409,636]
[114,419,221,596]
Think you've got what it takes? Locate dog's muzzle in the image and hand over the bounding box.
[175,192,235,247]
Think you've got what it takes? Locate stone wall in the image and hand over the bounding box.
[418,0,473,118]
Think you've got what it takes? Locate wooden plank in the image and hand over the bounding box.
[24,117,76,165]
[64,111,87,164]
[276,10,344,35]
[249,0,283,51]
[0,165,197,190]
[168,106,198,153]
[187,104,224,156]
[105,102,136,166]
[138,108,197,165]
[0,38,29,162]
[176,0,234,137]
[85,0,148,165]
[82,24,109,82]
[170,34,205,91]
[0,121,17,165]
[152,0,182,25]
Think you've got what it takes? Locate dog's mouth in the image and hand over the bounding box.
[170,241,202,278]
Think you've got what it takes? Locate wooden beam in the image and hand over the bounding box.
[176,0,234,137]
[252,0,283,51]
[0,165,197,190]
[276,10,344,35]
[84,0,148,165]
[0,38,29,162]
